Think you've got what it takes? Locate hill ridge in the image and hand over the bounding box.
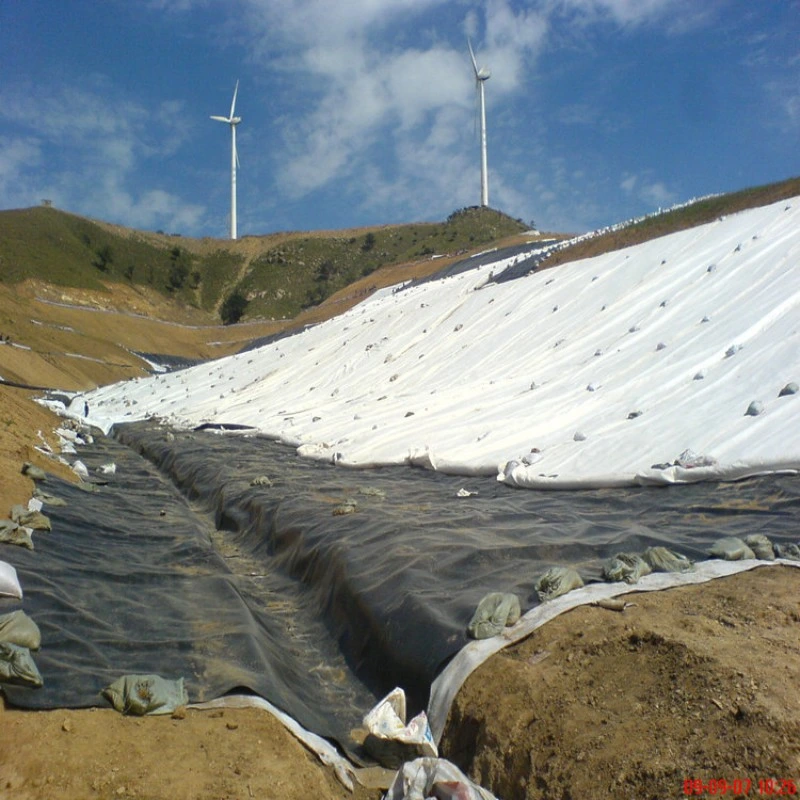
[0,205,532,324]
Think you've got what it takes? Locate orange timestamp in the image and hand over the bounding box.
[684,778,797,796]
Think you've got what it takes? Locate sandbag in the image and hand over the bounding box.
[709,537,756,561]
[0,560,22,599]
[744,534,775,560]
[642,546,693,573]
[102,674,188,716]
[0,642,43,687]
[0,520,34,550]
[674,449,717,469]
[535,567,583,601]
[32,489,68,507]
[21,462,47,482]
[361,687,437,768]
[467,592,521,639]
[0,610,41,650]
[10,505,51,532]
[774,543,800,561]
[602,553,652,584]
[71,460,89,479]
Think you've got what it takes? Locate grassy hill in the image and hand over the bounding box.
[541,176,800,269]
[0,205,530,323]
[1,173,797,349]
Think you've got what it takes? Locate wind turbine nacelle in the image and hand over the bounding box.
[477,68,491,80]
[230,116,242,125]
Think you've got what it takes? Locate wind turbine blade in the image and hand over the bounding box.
[234,138,240,169]
[210,115,230,122]
[467,38,479,77]
[230,80,239,119]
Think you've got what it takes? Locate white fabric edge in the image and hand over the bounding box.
[501,465,800,490]
[427,558,800,743]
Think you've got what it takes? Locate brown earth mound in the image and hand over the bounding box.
[0,703,379,800]
[442,565,800,800]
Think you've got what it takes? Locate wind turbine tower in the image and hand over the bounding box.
[468,40,490,208]
[210,81,241,240]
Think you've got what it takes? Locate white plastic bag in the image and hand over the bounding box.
[71,460,89,479]
[363,687,437,758]
[384,757,498,800]
[0,561,22,599]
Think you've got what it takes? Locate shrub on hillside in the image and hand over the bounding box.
[92,244,114,272]
[220,291,248,325]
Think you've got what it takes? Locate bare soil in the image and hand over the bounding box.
[2,274,799,800]
[0,704,379,800]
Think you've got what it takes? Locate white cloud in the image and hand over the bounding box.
[765,78,800,132]
[0,82,206,233]
[278,43,476,198]
[640,180,673,207]
[550,0,691,26]
[239,0,547,217]
[484,0,548,89]
[387,48,471,128]
[103,183,206,232]
[146,0,209,11]
[620,171,675,209]
[249,0,442,47]
[785,93,800,126]
[0,138,42,202]
[587,0,678,23]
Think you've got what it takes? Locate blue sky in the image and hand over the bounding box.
[1,0,798,238]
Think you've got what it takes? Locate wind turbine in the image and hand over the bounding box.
[210,80,241,240]
[468,39,490,208]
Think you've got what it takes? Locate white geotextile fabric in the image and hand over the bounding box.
[505,463,800,490]
[427,559,800,742]
[69,196,800,493]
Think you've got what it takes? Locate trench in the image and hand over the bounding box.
[4,421,800,756]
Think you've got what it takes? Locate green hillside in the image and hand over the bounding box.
[0,207,208,300]
[0,205,528,322]
[239,207,529,319]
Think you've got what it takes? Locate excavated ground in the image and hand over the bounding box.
[442,566,800,800]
